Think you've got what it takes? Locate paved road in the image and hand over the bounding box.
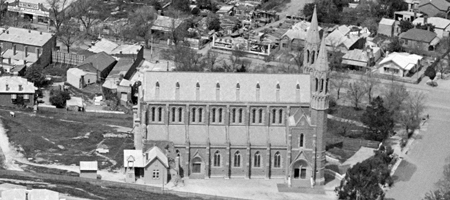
[386,78,450,200]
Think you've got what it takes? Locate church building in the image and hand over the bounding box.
[129,7,329,187]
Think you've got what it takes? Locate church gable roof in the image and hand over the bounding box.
[144,146,169,168]
[143,72,311,103]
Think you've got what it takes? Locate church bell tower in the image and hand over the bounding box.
[310,31,330,186]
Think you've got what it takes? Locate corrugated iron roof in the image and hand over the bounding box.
[79,161,98,171]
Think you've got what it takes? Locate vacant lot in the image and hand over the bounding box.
[0,109,133,171]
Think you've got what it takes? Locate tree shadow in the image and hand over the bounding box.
[391,160,417,182]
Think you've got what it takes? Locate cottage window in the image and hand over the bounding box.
[152,170,160,179]
[274,152,281,168]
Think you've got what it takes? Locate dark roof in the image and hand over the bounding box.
[400,28,437,43]
[78,63,99,73]
[80,52,117,71]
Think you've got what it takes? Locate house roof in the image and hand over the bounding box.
[399,28,437,43]
[282,21,322,40]
[80,52,116,72]
[79,161,98,171]
[67,68,87,77]
[102,78,118,90]
[0,76,36,93]
[108,58,135,78]
[419,0,450,11]
[66,96,84,107]
[77,63,99,73]
[379,18,396,26]
[325,28,360,49]
[379,52,423,71]
[342,49,370,67]
[144,146,169,168]
[142,72,311,103]
[110,44,142,55]
[413,17,450,29]
[217,5,234,13]
[152,15,184,32]
[88,38,119,54]
[124,149,144,168]
[0,27,53,47]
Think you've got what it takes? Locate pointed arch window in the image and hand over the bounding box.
[272,109,277,124]
[198,108,203,123]
[158,107,163,122]
[192,108,197,122]
[258,108,263,123]
[254,151,261,167]
[151,107,156,122]
[274,152,281,168]
[218,108,223,123]
[211,108,216,123]
[232,108,236,123]
[178,107,183,122]
[299,134,304,148]
[320,79,324,93]
[171,107,176,122]
[252,109,256,124]
[307,50,310,63]
[311,51,315,64]
[238,108,243,123]
[234,151,241,167]
[315,78,319,92]
[325,78,329,94]
[213,151,221,167]
[278,109,283,124]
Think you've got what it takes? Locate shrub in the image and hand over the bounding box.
[49,90,71,108]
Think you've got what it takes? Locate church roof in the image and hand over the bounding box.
[142,72,311,103]
[315,33,329,72]
[305,5,321,44]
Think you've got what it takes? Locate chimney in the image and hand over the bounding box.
[24,60,27,65]
[40,31,42,35]
[13,45,16,55]
[424,15,428,25]
[8,57,11,65]
[24,46,28,57]
[37,48,41,57]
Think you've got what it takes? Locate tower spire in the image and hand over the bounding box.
[315,31,329,72]
[306,5,320,45]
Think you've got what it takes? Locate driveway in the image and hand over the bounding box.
[386,78,450,200]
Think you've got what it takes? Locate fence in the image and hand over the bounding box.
[52,51,86,65]
[0,170,247,200]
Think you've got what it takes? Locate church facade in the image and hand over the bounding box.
[131,7,329,187]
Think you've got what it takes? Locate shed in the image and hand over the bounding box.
[66,96,85,111]
[66,68,97,89]
[79,161,98,179]
[378,18,399,37]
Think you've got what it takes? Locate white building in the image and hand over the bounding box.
[412,17,450,38]
[377,52,423,77]
[66,68,97,89]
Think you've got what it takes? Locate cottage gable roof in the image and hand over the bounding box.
[0,27,53,47]
[379,18,396,26]
[124,149,145,168]
[413,17,450,29]
[144,146,169,168]
[399,28,437,43]
[343,49,369,62]
[419,0,450,11]
[80,52,117,72]
[152,15,183,32]
[0,76,36,93]
[379,52,423,71]
[143,72,311,103]
[88,38,142,55]
[79,161,98,171]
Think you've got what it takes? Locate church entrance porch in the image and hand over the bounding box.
[290,159,311,187]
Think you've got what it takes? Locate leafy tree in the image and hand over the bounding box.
[416,23,435,32]
[128,6,157,48]
[361,96,394,141]
[49,90,71,108]
[399,20,414,33]
[425,65,437,80]
[387,37,404,53]
[197,0,214,10]
[172,0,190,12]
[145,0,162,11]
[336,146,394,200]
[374,0,408,19]
[346,81,367,109]
[207,13,221,31]
[25,65,47,88]
[303,0,340,24]
[58,19,83,53]
[361,17,378,35]
[382,82,409,119]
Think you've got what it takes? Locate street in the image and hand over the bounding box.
[386,77,450,200]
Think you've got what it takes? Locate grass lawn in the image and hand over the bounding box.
[0,109,133,171]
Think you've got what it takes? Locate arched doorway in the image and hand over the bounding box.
[292,159,308,179]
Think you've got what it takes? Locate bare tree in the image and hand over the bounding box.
[58,19,82,53]
[382,82,409,115]
[128,6,157,48]
[202,50,222,71]
[70,0,107,35]
[346,81,367,109]
[292,50,304,73]
[330,71,350,99]
[161,44,202,71]
[47,0,70,34]
[360,71,380,103]
[398,91,426,136]
[436,57,449,79]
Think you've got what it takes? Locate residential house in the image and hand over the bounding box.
[216,5,235,16]
[150,15,185,45]
[0,76,35,107]
[78,52,117,81]
[66,68,97,89]
[0,27,55,68]
[377,52,423,77]
[378,18,400,37]
[279,21,323,51]
[412,17,450,38]
[405,0,421,12]
[88,38,144,57]
[399,28,440,52]
[79,161,98,179]
[253,9,279,25]
[341,48,380,70]
[418,0,450,17]
[394,11,423,22]
[325,25,368,53]
[123,147,169,185]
